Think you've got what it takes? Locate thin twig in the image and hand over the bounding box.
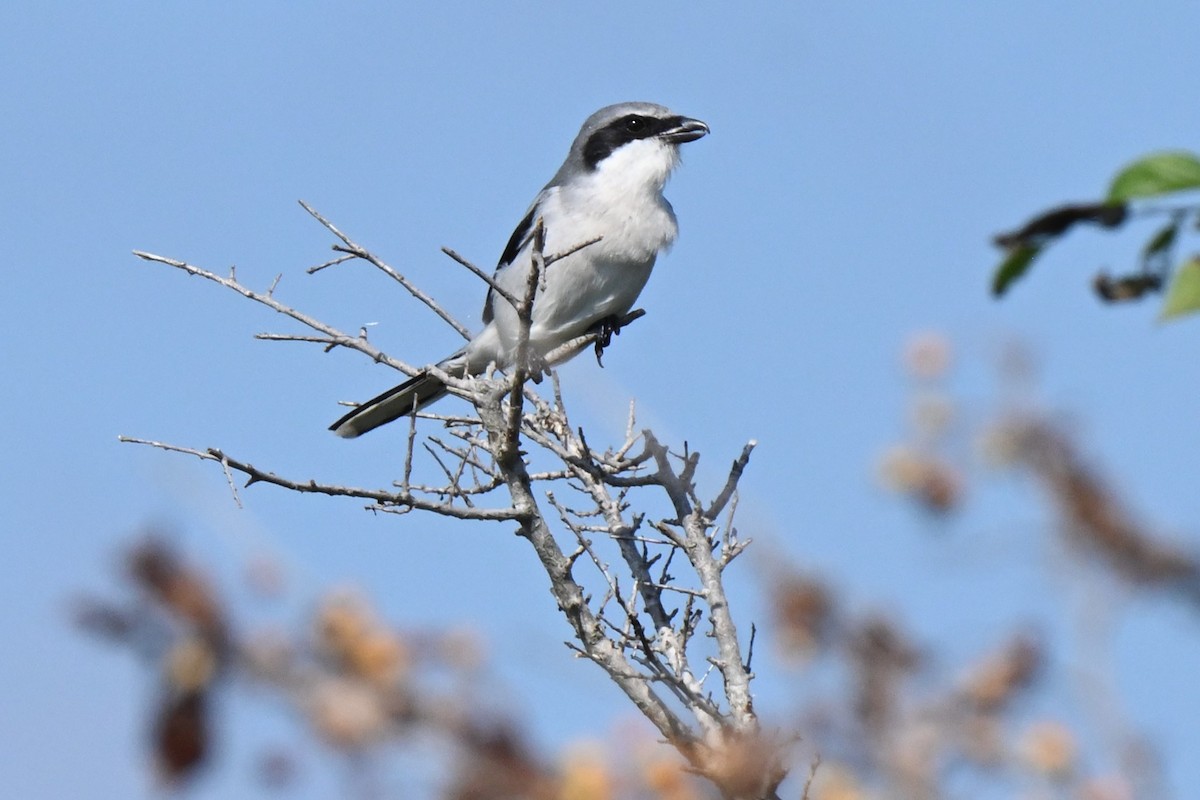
[117,437,521,521]
[440,246,521,313]
[545,235,603,267]
[706,441,757,521]
[306,253,356,274]
[130,250,416,376]
[299,200,473,341]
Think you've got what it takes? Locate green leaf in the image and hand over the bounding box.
[1142,218,1179,259]
[1108,151,1200,202]
[992,243,1042,297]
[1159,257,1200,321]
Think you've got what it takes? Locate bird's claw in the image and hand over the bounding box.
[591,315,623,367]
[522,350,550,383]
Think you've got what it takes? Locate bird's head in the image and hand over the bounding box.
[553,102,709,190]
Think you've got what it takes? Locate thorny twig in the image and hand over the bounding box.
[299,200,473,342]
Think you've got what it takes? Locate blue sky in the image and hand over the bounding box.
[3,2,1199,797]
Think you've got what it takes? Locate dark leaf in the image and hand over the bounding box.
[154,690,209,784]
[992,243,1042,297]
[1143,219,1180,259]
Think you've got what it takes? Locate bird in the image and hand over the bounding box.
[330,101,709,438]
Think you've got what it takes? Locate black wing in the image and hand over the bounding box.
[482,205,537,324]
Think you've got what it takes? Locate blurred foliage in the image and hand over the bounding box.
[992,151,1200,318]
[76,332,1200,798]
[77,536,721,797]
[882,333,1200,601]
[1107,152,1200,203]
[1160,256,1200,321]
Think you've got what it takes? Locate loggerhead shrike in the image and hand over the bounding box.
[330,101,708,438]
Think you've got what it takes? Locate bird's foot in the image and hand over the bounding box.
[520,350,550,384]
[590,315,624,367]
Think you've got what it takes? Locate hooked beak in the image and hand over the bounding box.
[659,116,710,144]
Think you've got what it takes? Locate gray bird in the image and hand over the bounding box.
[331,101,708,438]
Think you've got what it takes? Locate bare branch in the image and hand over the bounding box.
[641,430,759,735]
[440,246,521,313]
[131,250,416,376]
[544,235,603,267]
[401,401,418,495]
[305,252,356,274]
[117,437,521,522]
[299,200,473,342]
[706,440,757,521]
[128,208,778,795]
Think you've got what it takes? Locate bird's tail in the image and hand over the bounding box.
[329,371,450,438]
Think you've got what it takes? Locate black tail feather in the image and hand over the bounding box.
[329,371,449,438]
